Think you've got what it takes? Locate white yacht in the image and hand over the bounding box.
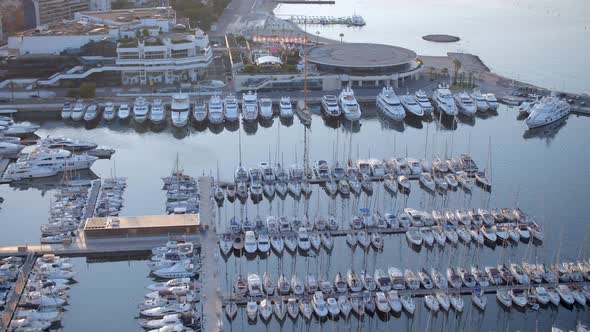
[70,99,86,121]
[61,102,72,120]
[208,95,224,124]
[133,96,149,123]
[0,142,25,157]
[376,87,405,120]
[1,162,58,181]
[193,99,207,123]
[339,87,361,121]
[454,91,477,117]
[118,103,130,120]
[83,104,99,122]
[414,90,434,114]
[400,94,424,117]
[244,231,257,254]
[149,99,166,124]
[224,95,239,122]
[279,96,294,118]
[18,147,97,172]
[248,273,263,297]
[258,98,273,120]
[103,102,117,121]
[321,95,341,117]
[242,91,258,121]
[525,95,570,129]
[484,93,499,110]
[432,86,458,116]
[170,93,190,128]
[470,90,489,112]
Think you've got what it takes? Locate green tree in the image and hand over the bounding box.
[452,58,461,84]
[79,82,96,99]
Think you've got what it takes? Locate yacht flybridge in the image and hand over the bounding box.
[208,95,224,125]
[525,94,570,129]
[170,93,190,128]
[414,90,434,114]
[133,96,149,123]
[376,87,405,121]
[321,95,341,117]
[224,95,239,122]
[400,94,424,117]
[339,87,361,121]
[149,99,166,124]
[242,91,258,121]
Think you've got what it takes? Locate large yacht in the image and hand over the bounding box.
[432,86,458,116]
[242,91,258,121]
[17,147,97,171]
[376,87,405,121]
[103,102,117,121]
[149,99,166,124]
[61,102,72,120]
[83,104,100,122]
[339,87,361,121]
[70,99,86,121]
[0,142,25,157]
[133,96,149,123]
[192,99,207,123]
[321,95,341,117]
[170,93,190,128]
[454,92,477,117]
[400,94,424,117]
[40,137,97,151]
[1,162,58,181]
[258,98,273,120]
[525,95,570,129]
[224,95,239,122]
[118,104,130,120]
[208,95,224,125]
[279,97,293,118]
[470,90,489,112]
[414,90,434,115]
[484,93,499,110]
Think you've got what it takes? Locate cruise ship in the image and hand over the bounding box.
[170,93,190,128]
[432,86,458,116]
[525,95,570,129]
[208,95,224,124]
[242,91,258,121]
[224,95,240,122]
[376,87,405,121]
[133,96,149,123]
[339,87,361,121]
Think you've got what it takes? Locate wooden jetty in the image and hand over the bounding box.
[0,253,35,331]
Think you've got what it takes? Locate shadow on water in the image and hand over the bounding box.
[171,126,190,139]
[209,123,225,135]
[8,169,99,192]
[475,108,499,120]
[522,116,568,141]
[279,117,294,127]
[242,120,259,135]
[259,117,274,129]
[456,113,476,127]
[404,115,424,129]
[376,112,405,132]
[225,120,240,132]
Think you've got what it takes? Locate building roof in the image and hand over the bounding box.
[82,7,175,25]
[303,43,417,68]
[84,214,199,231]
[16,21,112,37]
[255,55,283,66]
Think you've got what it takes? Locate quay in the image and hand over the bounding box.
[221,281,590,306]
[82,180,101,222]
[286,15,366,26]
[197,176,223,332]
[0,253,35,331]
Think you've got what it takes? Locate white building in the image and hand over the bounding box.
[4,7,213,86]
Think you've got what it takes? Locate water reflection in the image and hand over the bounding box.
[523,116,568,141]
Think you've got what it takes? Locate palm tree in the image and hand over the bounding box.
[442,67,449,78]
[452,58,461,84]
[467,71,474,88]
[339,33,344,43]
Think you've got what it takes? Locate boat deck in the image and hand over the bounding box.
[222,280,590,306]
[197,176,222,332]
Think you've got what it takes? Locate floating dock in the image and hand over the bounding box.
[0,253,35,331]
[286,15,366,26]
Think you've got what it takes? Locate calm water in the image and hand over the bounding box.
[274,0,590,94]
[1,104,590,330]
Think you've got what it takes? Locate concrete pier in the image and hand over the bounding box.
[0,253,35,330]
[197,176,222,332]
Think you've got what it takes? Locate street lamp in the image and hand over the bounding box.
[339,33,344,43]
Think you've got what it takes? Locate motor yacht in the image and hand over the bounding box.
[170,93,190,127]
[436,291,451,311]
[242,91,258,121]
[133,96,149,123]
[397,175,411,192]
[258,98,273,120]
[432,85,458,116]
[221,94,239,122]
[0,142,24,157]
[414,89,434,114]
[347,270,363,293]
[190,98,207,123]
[149,99,166,124]
[118,103,130,120]
[556,285,575,306]
[297,227,310,251]
[338,295,352,318]
[152,261,197,279]
[18,147,97,172]
[376,87,405,120]
[321,95,341,117]
[400,94,424,117]
[259,299,273,321]
[84,104,100,122]
[102,102,116,121]
[496,289,512,308]
[246,301,258,320]
[472,288,487,310]
[484,93,499,110]
[339,87,361,121]
[525,94,570,129]
[287,298,299,319]
[244,230,257,254]
[470,89,489,112]
[363,291,376,314]
[61,101,73,120]
[279,96,293,118]
[248,273,263,297]
[206,95,224,124]
[375,291,391,313]
[299,297,313,320]
[334,272,347,293]
[406,228,423,246]
[454,91,477,116]
[312,291,328,318]
[388,267,406,290]
[70,99,86,121]
[424,294,439,312]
